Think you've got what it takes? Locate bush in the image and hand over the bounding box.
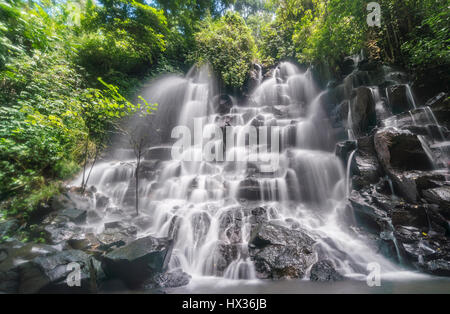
[189,12,257,91]
[77,0,169,88]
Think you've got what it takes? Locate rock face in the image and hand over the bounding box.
[422,187,450,216]
[101,236,174,288]
[310,260,344,282]
[352,135,381,189]
[374,128,433,172]
[374,127,435,202]
[249,222,315,279]
[350,87,376,136]
[386,84,413,114]
[0,241,59,293]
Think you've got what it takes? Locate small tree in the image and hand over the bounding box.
[112,96,158,216]
[79,79,158,194]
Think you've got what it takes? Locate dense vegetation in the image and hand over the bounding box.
[189,11,256,91]
[1,0,448,231]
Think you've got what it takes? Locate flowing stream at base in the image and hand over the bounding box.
[73,62,409,283]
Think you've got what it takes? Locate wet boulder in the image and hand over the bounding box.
[207,241,241,276]
[391,204,448,236]
[349,191,391,234]
[67,233,102,252]
[309,260,344,282]
[386,84,413,114]
[249,222,315,279]
[96,221,138,250]
[101,236,174,289]
[352,136,381,189]
[0,241,59,293]
[394,225,450,276]
[218,209,244,244]
[43,221,83,245]
[144,268,191,290]
[422,187,450,217]
[349,87,376,136]
[374,128,434,202]
[374,128,433,172]
[58,208,87,224]
[421,259,450,277]
[18,250,104,294]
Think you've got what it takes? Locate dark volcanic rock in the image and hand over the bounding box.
[352,135,381,189]
[310,260,344,282]
[386,84,413,114]
[144,268,191,289]
[349,191,391,234]
[96,221,138,249]
[374,127,435,202]
[101,236,173,289]
[209,241,240,276]
[349,87,376,136]
[249,222,315,279]
[43,221,83,245]
[0,241,58,293]
[422,187,450,216]
[421,259,450,276]
[374,128,433,172]
[58,208,87,224]
[19,250,104,294]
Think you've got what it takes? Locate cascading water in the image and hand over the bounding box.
[73,62,404,284]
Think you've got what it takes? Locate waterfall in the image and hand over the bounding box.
[72,62,401,282]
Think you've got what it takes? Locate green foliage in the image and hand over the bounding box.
[400,2,450,71]
[189,11,257,90]
[77,0,169,89]
[1,0,448,230]
[0,0,158,222]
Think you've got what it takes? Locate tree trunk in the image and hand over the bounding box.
[135,143,142,216]
[83,145,99,194]
[81,140,89,191]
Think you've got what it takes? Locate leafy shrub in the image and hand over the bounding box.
[189,11,257,91]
